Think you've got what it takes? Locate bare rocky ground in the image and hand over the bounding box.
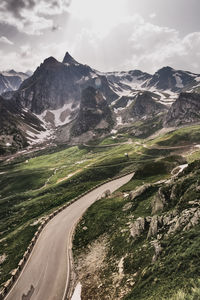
[74,235,132,300]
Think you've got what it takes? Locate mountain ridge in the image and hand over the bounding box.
[0,52,200,154]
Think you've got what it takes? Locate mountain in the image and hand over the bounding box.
[0,70,29,95]
[13,53,117,128]
[0,96,46,155]
[164,92,200,127]
[1,51,200,154]
[11,53,200,129]
[62,51,80,65]
[104,67,200,110]
[144,66,200,92]
[122,91,167,123]
[71,86,114,137]
[106,69,151,93]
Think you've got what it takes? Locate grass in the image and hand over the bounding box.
[0,124,198,292]
[149,124,200,147]
[0,140,157,287]
[73,147,200,299]
[74,184,200,299]
[125,226,200,300]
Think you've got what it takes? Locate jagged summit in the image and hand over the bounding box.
[38,56,61,71]
[157,66,174,73]
[8,69,17,74]
[43,56,59,65]
[62,52,79,65]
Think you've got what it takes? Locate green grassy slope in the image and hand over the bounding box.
[73,158,200,299]
[0,141,154,287]
[2,121,200,295]
[72,124,200,300]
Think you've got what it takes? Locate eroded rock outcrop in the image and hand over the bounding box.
[151,187,168,214]
[129,184,152,201]
[130,217,146,239]
[71,87,114,137]
[164,93,200,127]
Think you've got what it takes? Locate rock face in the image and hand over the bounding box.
[129,184,152,201]
[132,92,166,117]
[0,70,29,95]
[130,217,146,239]
[164,92,200,127]
[123,92,167,123]
[144,66,199,92]
[128,160,200,246]
[14,53,118,115]
[151,187,168,214]
[0,96,44,155]
[15,56,85,114]
[62,51,79,65]
[71,87,114,137]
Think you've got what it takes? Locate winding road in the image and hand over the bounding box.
[5,173,133,300]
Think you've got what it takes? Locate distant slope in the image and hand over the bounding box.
[164,92,200,127]
[0,70,29,95]
[0,96,45,155]
[71,86,114,136]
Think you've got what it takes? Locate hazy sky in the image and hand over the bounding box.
[0,0,200,74]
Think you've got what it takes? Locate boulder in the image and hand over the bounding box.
[151,187,167,214]
[130,217,146,239]
[129,184,152,201]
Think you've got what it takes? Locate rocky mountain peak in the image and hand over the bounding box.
[81,86,104,108]
[8,69,17,74]
[62,52,79,65]
[42,56,60,68]
[164,92,200,127]
[71,86,113,137]
[157,66,174,74]
[129,91,167,119]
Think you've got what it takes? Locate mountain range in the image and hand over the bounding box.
[1,52,200,154]
[0,70,30,96]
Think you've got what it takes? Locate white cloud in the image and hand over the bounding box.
[1,12,200,75]
[0,35,13,45]
[149,13,156,19]
[0,41,69,72]
[69,15,200,73]
[0,0,70,35]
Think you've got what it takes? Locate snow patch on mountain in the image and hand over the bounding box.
[2,71,28,82]
[26,128,54,145]
[173,73,184,88]
[116,116,123,126]
[36,103,78,127]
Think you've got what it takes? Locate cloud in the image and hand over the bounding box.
[0,35,13,45]
[70,15,200,73]
[51,24,61,31]
[149,13,156,19]
[0,41,68,72]
[0,0,71,35]
[20,44,32,57]
[1,12,200,75]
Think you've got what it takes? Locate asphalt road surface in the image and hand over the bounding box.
[5,173,133,300]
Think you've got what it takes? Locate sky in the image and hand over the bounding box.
[0,0,200,74]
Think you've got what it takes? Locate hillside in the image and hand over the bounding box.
[0,70,29,95]
[1,119,200,299]
[73,141,200,300]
